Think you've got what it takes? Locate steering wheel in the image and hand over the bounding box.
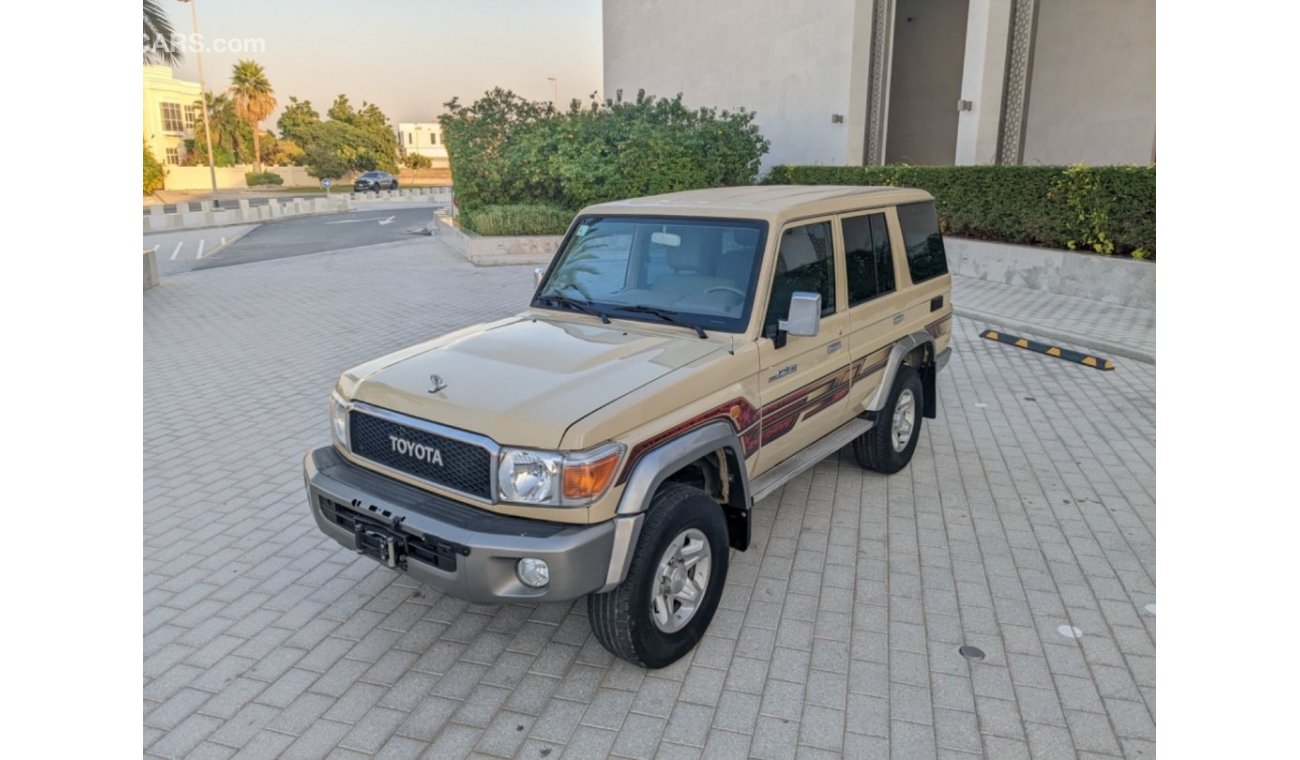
[705,285,746,299]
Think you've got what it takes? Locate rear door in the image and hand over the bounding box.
[841,209,909,414]
[894,201,954,358]
[754,218,852,474]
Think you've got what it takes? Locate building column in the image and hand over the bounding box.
[954,0,1014,164]
[995,0,1039,164]
[864,0,895,166]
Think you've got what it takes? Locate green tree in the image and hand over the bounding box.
[277,96,320,147]
[327,94,355,123]
[143,142,165,194]
[303,120,398,179]
[190,92,251,166]
[229,60,277,171]
[143,0,181,66]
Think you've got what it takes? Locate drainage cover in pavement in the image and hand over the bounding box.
[959,645,986,660]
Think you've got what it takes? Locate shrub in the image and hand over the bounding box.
[460,204,573,236]
[245,171,284,186]
[404,153,432,169]
[441,88,769,212]
[143,144,165,194]
[763,164,1155,258]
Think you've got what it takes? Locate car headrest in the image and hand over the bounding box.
[780,228,821,269]
[667,235,707,272]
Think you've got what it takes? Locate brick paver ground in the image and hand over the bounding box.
[144,237,1156,759]
[952,277,1155,362]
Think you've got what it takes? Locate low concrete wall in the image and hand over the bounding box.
[164,165,331,190]
[144,249,159,290]
[143,187,453,233]
[944,237,1155,308]
[437,217,562,266]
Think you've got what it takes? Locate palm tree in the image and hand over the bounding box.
[143,0,181,66]
[229,60,276,171]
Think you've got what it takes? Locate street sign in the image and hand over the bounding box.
[321,178,333,190]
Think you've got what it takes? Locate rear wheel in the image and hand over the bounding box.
[852,365,924,474]
[588,483,729,668]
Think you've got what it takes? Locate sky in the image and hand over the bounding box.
[164,0,604,128]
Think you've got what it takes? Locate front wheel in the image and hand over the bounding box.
[852,364,924,473]
[588,483,729,668]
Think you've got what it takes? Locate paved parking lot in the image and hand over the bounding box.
[144,237,1155,759]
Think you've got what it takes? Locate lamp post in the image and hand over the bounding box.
[179,0,219,208]
[547,76,558,109]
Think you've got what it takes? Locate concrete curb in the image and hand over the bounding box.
[437,216,561,266]
[954,305,1156,365]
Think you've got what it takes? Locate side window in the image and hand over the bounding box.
[897,201,949,283]
[842,213,895,306]
[765,221,836,332]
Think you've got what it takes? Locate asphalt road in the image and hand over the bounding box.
[144,226,259,277]
[192,206,440,270]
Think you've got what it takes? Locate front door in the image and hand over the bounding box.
[754,218,852,475]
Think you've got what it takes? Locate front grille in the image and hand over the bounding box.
[349,410,492,499]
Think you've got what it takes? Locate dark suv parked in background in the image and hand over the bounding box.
[354,171,398,192]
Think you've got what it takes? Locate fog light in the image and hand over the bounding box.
[516,558,550,588]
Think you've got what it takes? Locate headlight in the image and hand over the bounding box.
[330,392,350,449]
[498,441,624,507]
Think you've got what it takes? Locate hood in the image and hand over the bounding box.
[349,316,723,448]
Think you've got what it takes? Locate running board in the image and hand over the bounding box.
[749,417,874,503]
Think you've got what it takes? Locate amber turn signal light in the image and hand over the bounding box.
[562,451,621,501]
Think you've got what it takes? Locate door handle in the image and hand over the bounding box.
[827,340,842,354]
[893,314,905,325]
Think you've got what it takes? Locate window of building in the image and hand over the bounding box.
[430,133,438,145]
[841,212,895,306]
[407,133,413,145]
[896,201,949,283]
[184,105,196,129]
[160,102,184,132]
[165,148,180,165]
[765,221,836,331]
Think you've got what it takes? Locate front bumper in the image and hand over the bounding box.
[303,445,619,603]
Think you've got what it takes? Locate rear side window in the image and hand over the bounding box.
[764,221,836,332]
[842,213,895,306]
[897,201,948,283]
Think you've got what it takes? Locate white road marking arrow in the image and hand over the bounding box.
[377,216,395,225]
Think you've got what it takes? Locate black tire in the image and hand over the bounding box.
[588,483,729,668]
[853,364,924,474]
[391,180,399,190]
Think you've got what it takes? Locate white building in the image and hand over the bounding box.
[396,122,448,160]
[143,65,202,165]
[603,0,1155,170]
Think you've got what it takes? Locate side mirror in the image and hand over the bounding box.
[778,292,822,337]
[533,268,546,289]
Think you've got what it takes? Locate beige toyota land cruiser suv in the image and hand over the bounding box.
[304,185,952,668]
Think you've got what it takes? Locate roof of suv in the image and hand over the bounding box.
[581,184,934,222]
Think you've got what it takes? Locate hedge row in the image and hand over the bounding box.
[460,204,573,237]
[441,88,769,214]
[763,164,1155,258]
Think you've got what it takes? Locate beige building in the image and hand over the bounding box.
[397,122,449,160]
[603,0,1155,169]
[143,65,202,166]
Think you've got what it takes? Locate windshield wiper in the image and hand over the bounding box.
[617,305,708,339]
[537,294,610,324]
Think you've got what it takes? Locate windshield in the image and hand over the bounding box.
[534,215,768,333]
